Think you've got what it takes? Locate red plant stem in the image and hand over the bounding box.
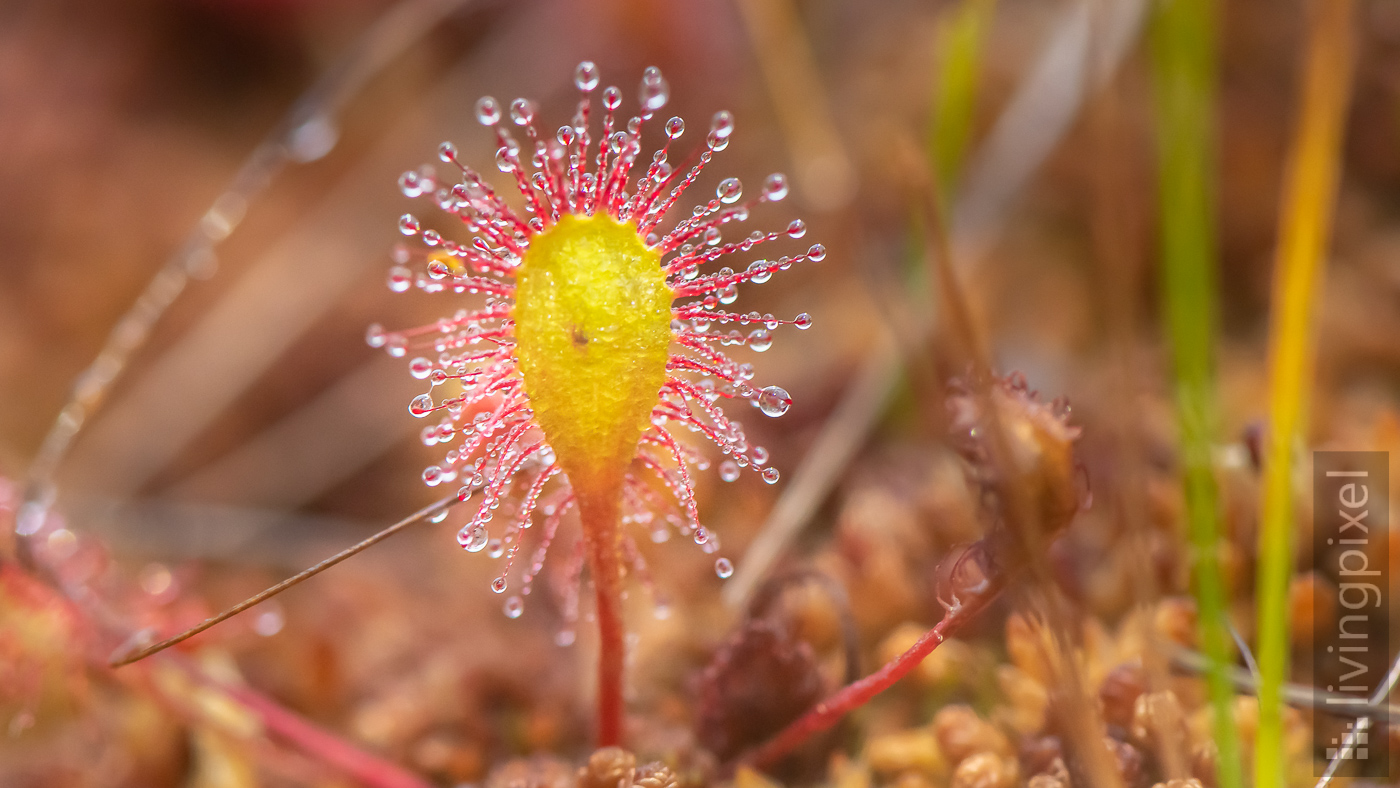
[104,638,435,788]
[227,683,434,788]
[743,584,1003,769]
[4,510,435,788]
[578,487,626,746]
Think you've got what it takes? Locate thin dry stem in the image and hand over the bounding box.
[725,0,1148,609]
[21,0,471,512]
[1316,655,1400,787]
[734,0,856,210]
[920,179,1123,788]
[109,496,455,667]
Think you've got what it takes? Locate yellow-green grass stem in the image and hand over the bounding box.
[1254,1,1357,785]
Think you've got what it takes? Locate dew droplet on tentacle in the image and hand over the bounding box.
[399,170,424,198]
[365,323,387,348]
[410,394,435,417]
[746,260,772,285]
[639,66,669,112]
[510,98,536,126]
[475,96,501,125]
[458,525,488,552]
[422,465,445,486]
[575,61,599,92]
[710,110,734,140]
[719,460,740,482]
[717,178,742,204]
[757,386,791,417]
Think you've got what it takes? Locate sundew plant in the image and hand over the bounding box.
[369,62,818,745]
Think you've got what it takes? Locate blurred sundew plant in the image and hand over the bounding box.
[369,61,818,745]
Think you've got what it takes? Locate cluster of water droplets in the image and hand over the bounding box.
[371,61,822,622]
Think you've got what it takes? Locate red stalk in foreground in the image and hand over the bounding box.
[744,536,1010,769]
[748,578,1007,767]
[743,372,1084,769]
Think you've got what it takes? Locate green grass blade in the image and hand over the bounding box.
[1147,1,1243,786]
[928,0,997,205]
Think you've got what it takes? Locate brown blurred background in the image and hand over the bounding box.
[5,0,1400,784]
